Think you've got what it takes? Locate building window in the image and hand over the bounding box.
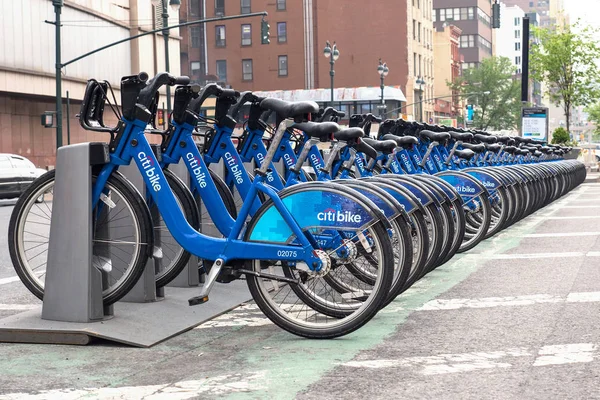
[515,56,521,65]
[468,7,474,19]
[413,19,416,40]
[277,22,287,43]
[190,0,200,16]
[242,59,253,81]
[277,0,286,10]
[514,17,520,26]
[418,54,422,76]
[215,0,224,15]
[477,8,491,26]
[241,0,251,14]
[215,25,226,47]
[418,22,421,42]
[459,34,475,48]
[216,60,227,82]
[191,61,201,76]
[413,53,417,75]
[433,11,437,22]
[241,24,251,46]
[515,29,521,39]
[515,42,521,51]
[191,26,201,48]
[278,55,288,76]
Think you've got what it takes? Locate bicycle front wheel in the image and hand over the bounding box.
[8,169,152,305]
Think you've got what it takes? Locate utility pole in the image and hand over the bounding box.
[52,0,63,149]
[160,0,172,115]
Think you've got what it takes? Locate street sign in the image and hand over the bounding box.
[521,107,549,140]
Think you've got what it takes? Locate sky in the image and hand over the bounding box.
[564,0,600,33]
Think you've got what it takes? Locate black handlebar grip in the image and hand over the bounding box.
[355,139,378,160]
[173,76,191,85]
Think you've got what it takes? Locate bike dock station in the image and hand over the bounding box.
[0,143,250,347]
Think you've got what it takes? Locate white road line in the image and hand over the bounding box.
[342,348,531,375]
[0,276,22,286]
[0,304,38,311]
[0,371,267,400]
[563,206,600,209]
[523,232,600,238]
[543,216,600,220]
[533,344,598,366]
[419,291,600,311]
[466,251,600,260]
[342,343,600,375]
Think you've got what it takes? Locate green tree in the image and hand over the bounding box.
[551,127,570,144]
[584,102,600,142]
[530,22,600,134]
[448,56,521,131]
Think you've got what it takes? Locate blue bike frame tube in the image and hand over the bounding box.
[93,118,318,265]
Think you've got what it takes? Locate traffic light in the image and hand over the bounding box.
[492,1,501,28]
[261,19,270,44]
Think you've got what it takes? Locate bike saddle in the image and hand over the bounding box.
[485,143,502,152]
[495,136,512,143]
[362,138,397,155]
[504,146,517,154]
[461,143,486,153]
[334,127,364,142]
[533,150,543,157]
[455,149,476,160]
[294,121,340,140]
[260,98,319,120]
[474,134,497,144]
[381,134,418,148]
[540,146,552,154]
[419,130,450,142]
[516,149,530,156]
[449,131,473,141]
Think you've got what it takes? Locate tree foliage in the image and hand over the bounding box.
[448,56,521,131]
[584,101,600,141]
[551,127,570,144]
[530,22,600,134]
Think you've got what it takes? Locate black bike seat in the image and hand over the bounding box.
[540,146,552,154]
[334,127,364,142]
[534,150,543,157]
[449,131,473,141]
[462,143,486,153]
[259,98,319,119]
[455,149,476,160]
[504,146,517,154]
[362,138,397,155]
[382,134,418,148]
[294,121,340,139]
[474,134,497,144]
[495,136,512,143]
[419,130,450,142]
[485,143,502,152]
[517,149,530,155]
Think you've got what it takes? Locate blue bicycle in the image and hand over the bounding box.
[9,73,398,339]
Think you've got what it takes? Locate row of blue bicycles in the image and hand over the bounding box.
[8,72,586,338]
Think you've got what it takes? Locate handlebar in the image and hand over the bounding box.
[137,72,190,109]
[355,139,378,160]
[229,91,264,121]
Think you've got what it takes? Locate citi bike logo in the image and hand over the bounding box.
[186,153,207,188]
[317,208,362,224]
[400,153,414,171]
[283,152,295,167]
[433,153,443,168]
[255,152,274,182]
[310,152,323,170]
[355,156,365,170]
[138,152,162,192]
[456,185,476,194]
[481,180,495,189]
[224,152,244,185]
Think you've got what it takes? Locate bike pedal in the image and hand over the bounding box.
[188,295,209,306]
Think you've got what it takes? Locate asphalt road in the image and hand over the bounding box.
[1,180,600,399]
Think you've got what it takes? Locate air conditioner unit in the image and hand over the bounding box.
[215,11,224,17]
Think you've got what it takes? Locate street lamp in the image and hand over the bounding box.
[323,41,340,107]
[150,0,181,115]
[377,59,389,118]
[415,76,426,122]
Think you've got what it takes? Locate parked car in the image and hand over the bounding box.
[0,154,47,200]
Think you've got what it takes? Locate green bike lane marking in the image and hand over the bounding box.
[224,198,577,400]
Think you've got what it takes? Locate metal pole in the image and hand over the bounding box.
[66,90,70,145]
[521,16,530,103]
[162,0,172,115]
[380,75,385,118]
[53,0,63,149]
[419,86,424,122]
[330,59,334,107]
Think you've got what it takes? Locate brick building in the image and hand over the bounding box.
[433,24,463,124]
[180,0,442,119]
